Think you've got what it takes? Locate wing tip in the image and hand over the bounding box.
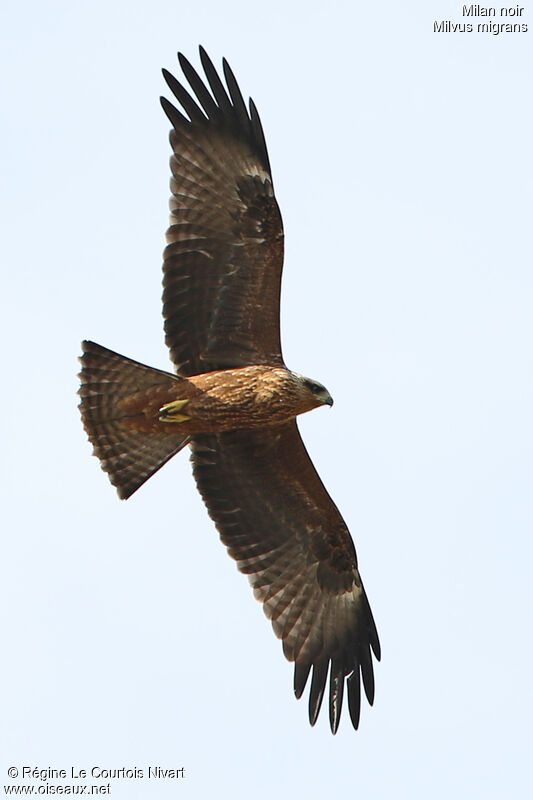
[347,670,362,730]
[328,663,345,735]
[161,47,272,175]
[293,641,379,732]
[293,661,311,700]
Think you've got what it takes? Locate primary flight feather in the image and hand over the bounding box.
[79,47,380,733]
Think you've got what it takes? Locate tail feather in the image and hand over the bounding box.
[79,341,189,499]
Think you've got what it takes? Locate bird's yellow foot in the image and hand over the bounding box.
[159,399,191,423]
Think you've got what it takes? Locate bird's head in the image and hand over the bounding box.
[295,374,334,409]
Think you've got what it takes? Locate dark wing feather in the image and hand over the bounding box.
[190,421,380,733]
[161,47,284,376]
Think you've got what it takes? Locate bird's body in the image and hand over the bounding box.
[79,47,380,733]
[91,359,330,435]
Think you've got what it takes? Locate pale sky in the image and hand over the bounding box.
[1,1,532,798]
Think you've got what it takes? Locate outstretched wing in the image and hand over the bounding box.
[190,422,380,733]
[161,47,284,377]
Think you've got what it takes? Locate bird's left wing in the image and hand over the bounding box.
[161,48,284,377]
[190,421,380,733]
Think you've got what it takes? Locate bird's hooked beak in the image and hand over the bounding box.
[324,394,334,407]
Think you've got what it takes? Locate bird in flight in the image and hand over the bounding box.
[79,47,380,733]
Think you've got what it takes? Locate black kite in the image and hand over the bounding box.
[79,48,380,733]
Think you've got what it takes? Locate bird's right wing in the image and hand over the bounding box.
[161,48,285,377]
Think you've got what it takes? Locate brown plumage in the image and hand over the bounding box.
[79,47,380,733]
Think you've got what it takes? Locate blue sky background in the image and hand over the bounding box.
[1,1,532,797]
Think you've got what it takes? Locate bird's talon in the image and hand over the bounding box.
[159,399,191,423]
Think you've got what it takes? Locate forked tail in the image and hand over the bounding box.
[78,341,189,499]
